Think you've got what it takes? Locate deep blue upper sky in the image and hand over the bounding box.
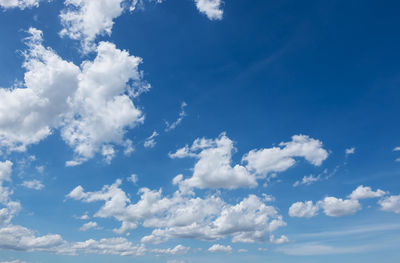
[0,1,400,263]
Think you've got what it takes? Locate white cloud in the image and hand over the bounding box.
[208,244,232,253]
[194,0,223,20]
[393,147,400,151]
[151,244,190,255]
[379,195,400,214]
[0,28,147,165]
[349,185,387,200]
[269,235,289,244]
[345,147,355,156]
[0,0,39,9]
[289,185,388,218]
[127,174,138,184]
[243,135,328,178]
[0,161,13,182]
[165,102,187,132]
[293,174,321,187]
[289,201,319,218]
[71,237,146,256]
[318,197,361,217]
[75,213,90,220]
[21,180,44,190]
[67,180,286,244]
[0,224,68,253]
[169,133,257,189]
[59,0,126,53]
[0,223,148,256]
[238,248,248,253]
[79,221,99,231]
[144,131,159,148]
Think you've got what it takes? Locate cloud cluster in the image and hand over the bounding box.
[67,179,286,244]
[0,29,147,165]
[289,185,389,218]
[170,133,328,190]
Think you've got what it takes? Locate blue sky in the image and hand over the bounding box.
[0,0,400,262]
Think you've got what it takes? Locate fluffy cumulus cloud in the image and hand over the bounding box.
[170,133,257,189]
[208,244,232,253]
[0,0,40,9]
[379,195,400,214]
[243,135,328,178]
[170,134,328,190]
[288,201,319,218]
[269,235,289,244]
[318,197,361,217]
[289,185,389,218]
[66,179,286,244]
[0,224,68,253]
[59,0,126,53]
[0,222,150,256]
[0,28,147,165]
[349,185,387,200]
[194,0,223,20]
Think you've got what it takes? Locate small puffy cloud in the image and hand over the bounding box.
[208,244,232,253]
[269,235,289,244]
[79,221,98,231]
[21,180,44,190]
[379,195,400,214]
[345,147,355,156]
[238,248,248,253]
[293,174,321,187]
[75,213,90,220]
[393,147,400,151]
[318,197,361,217]
[152,244,190,255]
[243,135,328,178]
[289,201,319,218]
[67,186,88,200]
[144,131,159,148]
[127,174,138,184]
[194,0,223,20]
[0,0,39,9]
[349,185,387,200]
[170,133,257,189]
